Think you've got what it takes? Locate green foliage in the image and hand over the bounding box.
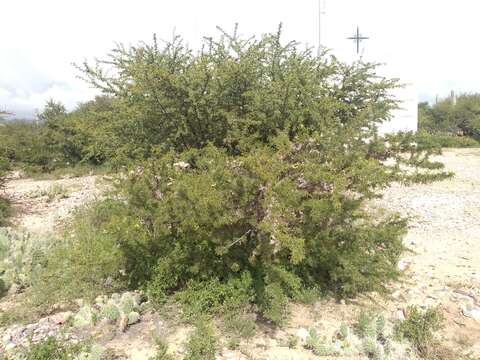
[32,203,127,305]
[77,25,401,159]
[354,311,386,340]
[223,311,256,339]
[419,94,480,142]
[394,306,444,358]
[415,130,479,148]
[286,335,298,349]
[173,273,254,320]
[305,328,341,356]
[103,141,411,322]
[25,27,449,326]
[149,339,175,360]
[20,336,84,360]
[184,321,217,360]
[0,197,11,227]
[0,96,117,174]
[0,144,11,225]
[0,228,48,296]
[100,303,120,322]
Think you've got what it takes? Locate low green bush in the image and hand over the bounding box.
[419,94,480,141]
[149,339,175,360]
[32,202,127,305]
[20,336,85,360]
[0,155,11,226]
[416,130,480,149]
[184,320,217,360]
[0,197,11,227]
[394,306,444,358]
[172,273,254,321]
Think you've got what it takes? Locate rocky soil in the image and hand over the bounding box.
[376,148,480,358]
[3,174,104,236]
[1,148,479,359]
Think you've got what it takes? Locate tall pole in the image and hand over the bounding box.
[318,0,325,57]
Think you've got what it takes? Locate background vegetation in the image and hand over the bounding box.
[418,93,480,147]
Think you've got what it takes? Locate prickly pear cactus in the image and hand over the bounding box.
[100,303,120,322]
[73,305,94,327]
[127,311,140,325]
[72,291,146,330]
[0,227,47,294]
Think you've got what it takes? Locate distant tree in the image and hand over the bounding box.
[419,94,480,140]
[38,99,67,126]
[418,102,435,131]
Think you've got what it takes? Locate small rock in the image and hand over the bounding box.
[461,303,480,321]
[296,328,309,343]
[5,342,16,351]
[254,338,267,348]
[174,161,190,170]
[51,311,73,325]
[2,334,12,343]
[118,313,128,332]
[396,309,406,321]
[398,259,409,271]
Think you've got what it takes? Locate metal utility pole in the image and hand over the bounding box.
[317,0,326,56]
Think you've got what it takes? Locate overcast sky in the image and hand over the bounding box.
[0,0,475,118]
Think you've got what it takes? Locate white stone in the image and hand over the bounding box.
[461,303,480,321]
[296,328,309,343]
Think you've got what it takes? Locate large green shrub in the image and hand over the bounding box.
[37,27,448,323]
[102,141,412,323]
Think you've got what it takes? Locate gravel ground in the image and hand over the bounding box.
[379,148,480,285]
[3,175,104,236]
[377,148,480,357]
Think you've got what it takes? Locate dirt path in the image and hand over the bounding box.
[3,175,103,236]
[377,148,480,357]
[380,148,480,285]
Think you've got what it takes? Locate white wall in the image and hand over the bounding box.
[378,82,418,134]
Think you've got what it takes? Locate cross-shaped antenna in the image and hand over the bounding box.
[347,26,369,54]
